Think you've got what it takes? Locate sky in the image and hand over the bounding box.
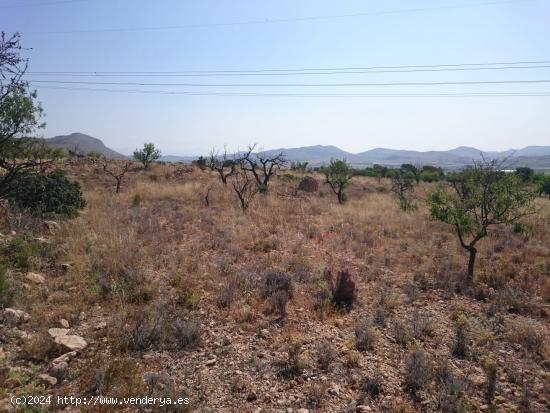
[2,0,550,156]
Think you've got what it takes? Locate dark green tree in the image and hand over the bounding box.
[514,167,534,182]
[133,142,161,170]
[428,159,536,279]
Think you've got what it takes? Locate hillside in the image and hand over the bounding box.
[45,133,127,159]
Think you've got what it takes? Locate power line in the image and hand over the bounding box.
[0,0,89,9]
[22,0,535,34]
[34,85,550,97]
[27,79,550,87]
[24,64,550,77]
[26,59,550,75]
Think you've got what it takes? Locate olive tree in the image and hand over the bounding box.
[320,159,353,204]
[428,159,536,280]
[133,142,161,170]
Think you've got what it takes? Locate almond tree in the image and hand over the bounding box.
[428,159,536,279]
[239,144,287,192]
[208,146,236,185]
[320,159,353,204]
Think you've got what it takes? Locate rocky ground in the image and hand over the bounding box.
[1,161,549,412]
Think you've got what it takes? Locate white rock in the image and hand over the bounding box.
[48,328,69,338]
[52,351,77,366]
[26,272,45,284]
[44,220,61,232]
[3,308,30,326]
[54,335,87,352]
[205,358,216,366]
[59,319,70,328]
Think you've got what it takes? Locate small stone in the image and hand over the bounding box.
[259,329,270,338]
[59,319,70,328]
[328,384,340,396]
[50,361,68,380]
[48,328,69,338]
[44,220,61,233]
[55,335,87,352]
[205,358,216,366]
[296,409,309,413]
[3,308,30,326]
[479,405,489,412]
[33,237,49,244]
[37,373,57,386]
[52,351,77,366]
[26,272,45,284]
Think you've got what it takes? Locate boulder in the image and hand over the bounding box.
[54,335,87,352]
[26,272,45,284]
[3,308,30,326]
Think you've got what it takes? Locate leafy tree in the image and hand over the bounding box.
[133,142,161,169]
[195,155,207,171]
[5,170,85,217]
[391,169,417,211]
[320,159,353,204]
[537,174,550,198]
[0,33,61,197]
[514,167,534,183]
[428,159,536,279]
[419,165,445,182]
[401,164,420,183]
[372,164,388,182]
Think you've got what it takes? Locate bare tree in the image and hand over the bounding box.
[102,157,131,194]
[231,169,259,210]
[239,144,287,192]
[208,146,236,185]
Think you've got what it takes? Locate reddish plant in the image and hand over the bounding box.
[324,268,357,310]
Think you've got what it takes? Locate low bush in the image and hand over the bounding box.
[316,341,336,371]
[355,319,377,352]
[5,170,86,218]
[404,347,432,397]
[323,268,357,310]
[261,271,294,299]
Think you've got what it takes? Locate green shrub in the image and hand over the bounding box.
[2,235,55,269]
[6,170,85,218]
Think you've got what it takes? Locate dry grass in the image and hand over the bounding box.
[1,161,549,412]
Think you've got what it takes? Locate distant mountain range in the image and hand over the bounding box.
[45,133,550,169]
[44,133,127,159]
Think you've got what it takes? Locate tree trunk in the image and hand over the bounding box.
[467,246,477,280]
[116,179,121,194]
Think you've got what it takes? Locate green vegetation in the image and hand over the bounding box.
[5,170,86,218]
[320,159,353,204]
[133,142,161,169]
[428,159,536,279]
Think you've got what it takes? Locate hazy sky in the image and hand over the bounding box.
[2,0,550,155]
